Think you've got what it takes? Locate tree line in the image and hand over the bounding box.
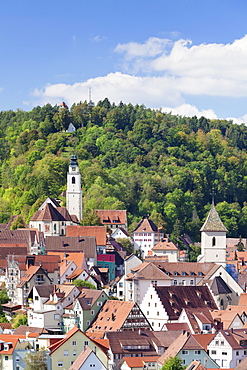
[1,98,247,244]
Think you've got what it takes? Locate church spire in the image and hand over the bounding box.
[200,203,228,232]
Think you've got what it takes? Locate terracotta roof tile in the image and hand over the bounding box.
[152,238,178,251]
[45,236,97,259]
[133,217,158,233]
[96,210,127,225]
[66,225,107,246]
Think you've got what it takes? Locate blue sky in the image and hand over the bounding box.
[1,0,247,123]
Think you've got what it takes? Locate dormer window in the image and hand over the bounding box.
[174,271,178,276]
[182,271,186,276]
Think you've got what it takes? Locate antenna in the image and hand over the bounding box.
[89,87,92,103]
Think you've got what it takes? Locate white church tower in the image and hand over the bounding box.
[66,154,82,222]
[199,202,228,267]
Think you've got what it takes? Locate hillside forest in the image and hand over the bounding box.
[1,99,247,245]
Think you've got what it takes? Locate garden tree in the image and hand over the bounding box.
[73,279,96,289]
[189,244,201,262]
[24,349,48,370]
[116,238,133,255]
[161,355,186,370]
[12,313,27,328]
[80,209,102,226]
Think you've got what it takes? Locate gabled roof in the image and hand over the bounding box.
[17,265,50,287]
[158,331,189,364]
[200,203,228,232]
[66,225,107,246]
[106,331,158,356]
[238,293,247,306]
[0,334,26,354]
[154,286,217,321]
[30,203,68,222]
[96,210,127,225]
[47,252,86,270]
[126,262,172,281]
[152,238,178,251]
[75,289,106,310]
[121,356,159,368]
[49,326,82,354]
[151,261,218,278]
[87,300,135,334]
[45,236,97,259]
[209,275,232,294]
[14,325,48,335]
[133,216,158,233]
[68,346,104,370]
[211,310,243,330]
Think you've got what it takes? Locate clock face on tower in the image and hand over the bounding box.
[72,167,76,171]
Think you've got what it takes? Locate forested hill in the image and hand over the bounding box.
[1,98,247,243]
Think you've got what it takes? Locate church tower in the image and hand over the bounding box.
[66,155,82,222]
[199,203,227,267]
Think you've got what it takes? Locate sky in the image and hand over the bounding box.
[1,0,247,123]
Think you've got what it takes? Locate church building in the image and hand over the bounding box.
[66,154,83,222]
[199,203,228,267]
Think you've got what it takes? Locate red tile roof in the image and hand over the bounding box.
[96,210,127,225]
[66,225,107,246]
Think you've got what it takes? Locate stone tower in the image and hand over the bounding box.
[66,154,82,222]
[199,203,227,267]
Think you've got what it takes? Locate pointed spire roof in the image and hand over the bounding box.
[200,203,228,232]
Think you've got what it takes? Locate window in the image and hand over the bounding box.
[147,311,149,315]
[91,310,94,315]
[35,296,39,301]
[212,237,216,246]
[84,341,89,346]
[194,350,201,354]
[64,351,68,356]
[173,280,178,285]
[72,176,75,184]
[220,341,224,346]
[58,362,63,367]
[215,340,219,345]
[72,341,76,346]
[16,356,20,362]
[87,320,90,325]
[73,351,76,356]
[222,352,227,355]
[190,280,194,285]
[182,350,188,355]
[157,312,159,316]
[211,350,216,355]
[236,351,239,356]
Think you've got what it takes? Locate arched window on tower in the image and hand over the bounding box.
[72,176,75,184]
[212,237,216,246]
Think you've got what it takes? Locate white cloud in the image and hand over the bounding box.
[31,35,247,122]
[32,72,184,108]
[91,35,106,42]
[115,37,170,60]
[161,104,218,119]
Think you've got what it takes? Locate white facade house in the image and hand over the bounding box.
[199,203,228,267]
[66,155,82,222]
[132,216,163,258]
[124,262,172,304]
[151,237,179,262]
[208,330,247,368]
